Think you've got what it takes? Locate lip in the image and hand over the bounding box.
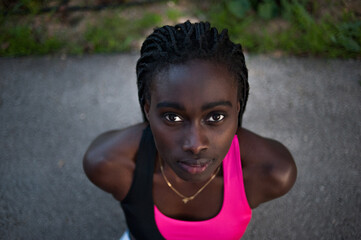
[177,159,211,174]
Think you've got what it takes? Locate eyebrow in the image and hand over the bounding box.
[201,101,232,111]
[156,102,185,110]
[156,101,232,111]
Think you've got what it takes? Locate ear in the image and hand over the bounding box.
[144,101,150,121]
[237,100,241,114]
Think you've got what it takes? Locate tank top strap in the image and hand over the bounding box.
[121,125,165,239]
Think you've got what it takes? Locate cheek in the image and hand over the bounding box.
[147,108,174,157]
[212,130,235,156]
[149,123,180,158]
[209,119,238,157]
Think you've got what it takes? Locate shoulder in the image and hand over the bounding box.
[237,128,297,208]
[83,122,148,201]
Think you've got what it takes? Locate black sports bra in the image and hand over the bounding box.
[120,126,165,239]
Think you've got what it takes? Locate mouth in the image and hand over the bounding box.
[177,159,211,174]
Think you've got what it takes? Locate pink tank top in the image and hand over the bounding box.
[154,135,252,240]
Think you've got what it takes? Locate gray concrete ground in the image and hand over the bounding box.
[0,54,360,240]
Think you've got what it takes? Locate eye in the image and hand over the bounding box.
[206,113,225,122]
[164,113,183,122]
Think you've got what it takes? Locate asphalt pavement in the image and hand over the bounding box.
[0,54,360,240]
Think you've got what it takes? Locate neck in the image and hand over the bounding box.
[157,155,221,186]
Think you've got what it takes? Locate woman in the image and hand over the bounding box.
[83,21,297,240]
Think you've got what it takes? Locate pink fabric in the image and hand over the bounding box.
[154,135,252,240]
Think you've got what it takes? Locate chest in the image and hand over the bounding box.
[152,174,224,221]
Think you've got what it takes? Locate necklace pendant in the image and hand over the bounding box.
[182,198,190,204]
[160,160,221,205]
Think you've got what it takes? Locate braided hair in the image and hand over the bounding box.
[136,21,249,127]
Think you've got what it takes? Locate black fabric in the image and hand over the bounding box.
[120,126,165,240]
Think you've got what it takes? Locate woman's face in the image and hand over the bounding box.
[145,59,240,182]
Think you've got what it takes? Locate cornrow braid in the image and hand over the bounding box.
[136,20,249,127]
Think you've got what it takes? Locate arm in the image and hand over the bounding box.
[237,128,297,208]
[83,123,147,201]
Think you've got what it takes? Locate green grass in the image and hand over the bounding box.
[84,12,161,53]
[0,0,360,58]
[0,22,63,56]
[0,9,166,56]
[205,0,361,58]
[166,8,182,22]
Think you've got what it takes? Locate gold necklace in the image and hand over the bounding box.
[160,161,221,204]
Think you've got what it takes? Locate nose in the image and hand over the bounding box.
[182,123,209,155]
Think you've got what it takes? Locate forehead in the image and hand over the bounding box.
[151,60,237,105]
